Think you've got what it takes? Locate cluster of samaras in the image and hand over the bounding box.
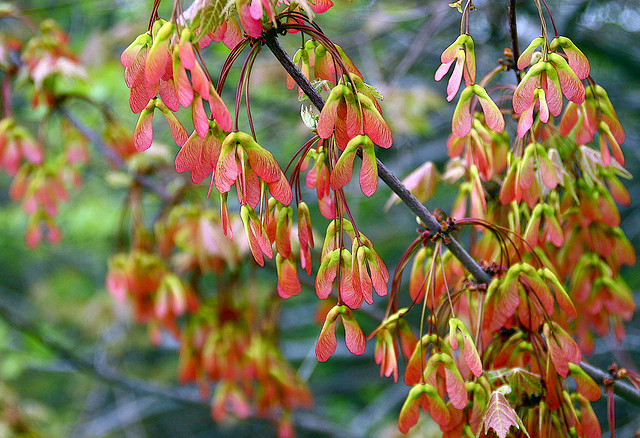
[112,0,636,437]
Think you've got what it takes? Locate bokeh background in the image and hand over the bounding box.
[1,0,639,436]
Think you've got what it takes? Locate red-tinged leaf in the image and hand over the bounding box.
[517,37,544,70]
[549,53,585,105]
[19,139,43,165]
[518,145,536,190]
[481,391,523,438]
[178,29,196,70]
[315,249,340,299]
[276,206,292,258]
[409,247,427,302]
[513,63,545,114]
[276,254,301,299]
[576,394,602,438]
[543,67,564,117]
[474,85,505,133]
[192,95,209,138]
[190,60,210,100]
[560,101,581,136]
[499,159,519,204]
[330,137,360,190]
[250,214,273,260]
[359,138,378,196]
[129,82,151,114]
[317,85,344,139]
[220,193,232,236]
[242,167,261,208]
[367,250,388,297]
[222,18,244,50]
[175,131,203,173]
[215,136,239,193]
[359,94,393,148]
[523,207,542,248]
[297,202,314,251]
[544,322,581,377]
[446,52,464,101]
[133,106,155,151]
[159,79,180,112]
[615,234,636,267]
[606,175,631,206]
[464,40,476,85]
[449,318,483,377]
[521,264,555,315]
[375,329,398,380]
[339,252,363,308]
[310,0,333,13]
[517,104,535,139]
[600,122,625,166]
[124,47,148,88]
[398,386,423,434]
[404,337,434,385]
[238,132,282,183]
[569,363,601,401]
[334,102,351,151]
[194,128,223,183]
[300,244,312,276]
[462,334,483,377]
[487,270,521,332]
[343,91,361,140]
[314,45,335,82]
[552,36,590,80]
[354,246,373,304]
[440,354,468,409]
[208,86,232,132]
[598,189,620,227]
[145,36,171,87]
[441,35,467,63]
[145,81,160,102]
[316,306,340,361]
[121,34,151,67]
[268,171,293,206]
[452,86,474,138]
[545,214,564,247]
[157,105,188,147]
[340,308,366,355]
[241,205,265,266]
[538,149,559,190]
[537,89,550,124]
[424,387,452,428]
[435,58,454,82]
[237,2,263,38]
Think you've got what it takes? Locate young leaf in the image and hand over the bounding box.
[481,389,530,438]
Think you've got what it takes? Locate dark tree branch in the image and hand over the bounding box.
[263,31,640,407]
[507,0,522,83]
[580,361,640,406]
